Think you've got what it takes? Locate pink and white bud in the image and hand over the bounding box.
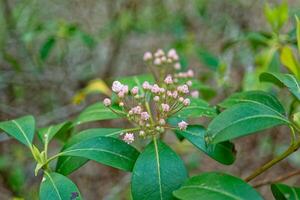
[159,88,165,93]
[151,84,161,94]
[191,90,199,98]
[179,97,184,102]
[177,84,189,94]
[121,85,129,94]
[141,112,150,121]
[112,81,123,93]
[155,49,164,57]
[161,103,170,112]
[132,106,142,114]
[154,58,162,65]
[187,69,194,77]
[159,119,166,125]
[131,86,139,95]
[167,91,172,97]
[123,133,135,144]
[118,91,125,98]
[174,62,181,70]
[183,98,191,106]
[103,98,111,106]
[160,56,167,62]
[168,49,177,57]
[153,96,160,101]
[186,80,192,86]
[139,130,145,136]
[143,52,153,61]
[164,75,173,84]
[172,91,178,98]
[178,121,188,130]
[142,81,151,90]
[119,102,124,107]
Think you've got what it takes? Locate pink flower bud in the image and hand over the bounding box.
[191,90,199,98]
[143,52,153,61]
[155,49,164,57]
[123,133,134,144]
[141,112,150,121]
[103,98,111,106]
[177,84,189,94]
[118,91,125,98]
[151,84,160,94]
[178,121,188,130]
[154,58,162,65]
[179,97,184,102]
[161,103,170,112]
[186,80,192,86]
[131,86,139,95]
[183,98,190,106]
[159,119,166,125]
[139,130,145,136]
[112,81,123,93]
[187,69,194,77]
[172,91,178,98]
[164,75,173,84]
[142,81,151,90]
[174,62,181,70]
[153,96,160,101]
[167,91,172,97]
[119,102,124,107]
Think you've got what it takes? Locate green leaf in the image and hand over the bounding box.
[280,46,300,78]
[207,102,290,144]
[0,115,35,147]
[260,72,300,101]
[176,125,236,165]
[131,139,188,200]
[219,90,286,115]
[40,36,56,61]
[175,98,217,118]
[196,48,219,71]
[40,172,82,200]
[56,128,123,175]
[56,136,139,174]
[271,183,300,200]
[73,103,122,126]
[38,121,72,144]
[173,172,263,200]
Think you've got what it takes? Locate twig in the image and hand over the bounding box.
[253,169,300,188]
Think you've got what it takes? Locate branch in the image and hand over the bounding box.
[253,169,300,188]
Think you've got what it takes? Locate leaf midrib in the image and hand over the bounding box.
[153,139,163,200]
[12,120,31,147]
[45,172,62,200]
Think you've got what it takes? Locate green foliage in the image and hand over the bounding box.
[39,172,82,200]
[173,172,263,200]
[271,183,300,200]
[131,139,188,200]
[175,125,235,165]
[0,115,35,148]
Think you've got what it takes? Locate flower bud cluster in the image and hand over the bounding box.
[103,49,194,144]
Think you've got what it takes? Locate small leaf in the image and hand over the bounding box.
[38,121,72,144]
[40,172,82,200]
[175,98,217,118]
[40,36,56,61]
[56,128,123,175]
[131,139,188,200]
[0,115,35,147]
[118,74,155,89]
[280,46,300,78]
[207,102,290,144]
[271,183,300,200]
[260,72,300,101]
[173,172,263,200]
[56,136,139,174]
[219,90,286,115]
[73,103,123,126]
[176,125,236,165]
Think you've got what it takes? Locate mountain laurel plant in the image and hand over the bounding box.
[1,48,300,200]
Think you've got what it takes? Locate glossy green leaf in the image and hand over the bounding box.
[207,102,290,144]
[176,125,236,165]
[131,139,188,200]
[73,103,123,126]
[271,183,300,200]
[40,172,81,200]
[175,98,217,118]
[56,136,139,174]
[56,128,123,175]
[260,72,300,100]
[173,172,263,200]
[38,121,72,144]
[219,90,286,115]
[0,115,35,147]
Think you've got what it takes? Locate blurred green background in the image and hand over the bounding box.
[1,0,300,199]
